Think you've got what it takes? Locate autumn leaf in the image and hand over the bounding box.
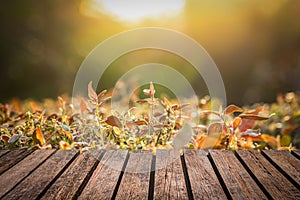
[105,115,122,128]
[35,127,45,145]
[201,122,223,149]
[88,81,97,100]
[224,105,243,115]
[239,114,270,120]
[239,106,266,132]
[232,117,242,129]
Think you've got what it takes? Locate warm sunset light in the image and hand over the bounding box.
[87,0,185,23]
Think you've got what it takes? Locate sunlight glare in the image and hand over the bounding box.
[91,0,185,23]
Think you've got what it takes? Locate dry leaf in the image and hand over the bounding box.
[224,105,243,115]
[232,117,242,129]
[105,115,122,128]
[201,122,223,149]
[35,127,45,145]
[239,114,270,120]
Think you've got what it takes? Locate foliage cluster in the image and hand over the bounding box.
[0,82,299,151]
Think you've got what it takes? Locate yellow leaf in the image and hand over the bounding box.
[36,127,45,145]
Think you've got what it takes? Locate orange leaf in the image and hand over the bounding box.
[232,117,242,129]
[35,127,45,145]
[239,114,270,120]
[88,81,97,100]
[105,115,122,128]
[224,105,243,115]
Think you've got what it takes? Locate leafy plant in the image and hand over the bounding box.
[0,82,298,151]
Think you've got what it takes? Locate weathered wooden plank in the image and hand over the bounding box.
[0,150,55,198]
[154,149,188,199]
[0,150,9,158]
[263,150,300,188]
[292,150,300,159]
[184,150,227,199]
[116,150,152,200]
[0,149,33,175]
[41,150,102,200]
[78,150,128,200]
[236,150,300,200]
[210,150,267,199]
[2,150,77,200]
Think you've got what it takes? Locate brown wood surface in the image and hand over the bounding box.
[0,150,55,198]
[154,149,188,199]
[184,150,227,199]
[292,149,300,159]
[116,150,152,200]
[263,150,300,188]
[0,149,299,199]
[0,149,33,175]
[0,150,9,158]
[78,150,128,200]
[236,150,300,200]
[210,150,267,199]
[2,150,77,200]
[41,150,102,200]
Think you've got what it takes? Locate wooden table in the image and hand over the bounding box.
[0,149,299,200]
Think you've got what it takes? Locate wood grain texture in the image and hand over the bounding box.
[154,149,188,200]
[184,150,226,200]
[0,149,33,175]
[0,150,9,158]
[263,150,300,188]
[41,150,102,200]
[0,150,55,198]
[78,150,128,200]
[116,150,152,200]
[236,150,300,200]
[292,150,300,159]
[210,150,267,199]
[1,150,77,200]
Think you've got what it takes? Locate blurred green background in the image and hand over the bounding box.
[0,0,300,105]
